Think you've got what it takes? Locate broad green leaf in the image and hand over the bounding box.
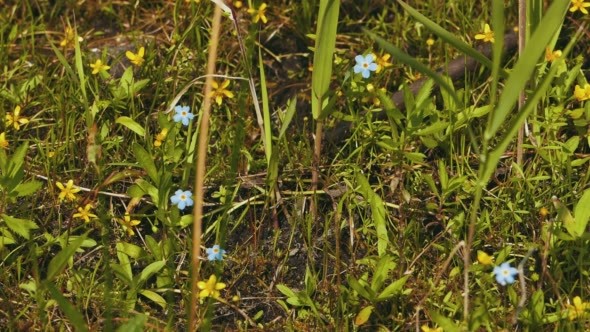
[46,233,88,281]
[354,305,374,326]
[416,122,449,136]
[356,172,389,256]
[14,180,42,197]
[1,214,38,240]
[133,143,159,185]
[137,260,166,285]
[116,116,146,137]
[118,242,144,260]
[484,0,569,140]
[397,0,492,71]
[552,196,576,237]
[430,310,461,332]
[139,290,167,310]
[573,189,590,237]
[45,281,89,332]
[276,284,297,298]
[311,0,340,119]
[116,242,133,283]
[376,275,409,301]
[371,255,396,292]
[116,313,147,332]
[6,142,28,179]
[347,276,375,302]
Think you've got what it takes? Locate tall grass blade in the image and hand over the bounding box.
[397,0,492,70]
[311,0,340,120]
[258,48,272,163]
[45,281,89,332]
[484,0,569,140]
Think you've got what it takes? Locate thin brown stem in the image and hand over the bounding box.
[189,5,222,332]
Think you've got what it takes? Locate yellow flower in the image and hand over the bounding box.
[73,204,98,223]
[247,3,268,24]
[426,37,435,46]
[0,132,8,149]
[567,296,590,320]
[118,213,141,236]
[154,128,168,147]
[474,23,494,43]
[477,250,494,265]
[197,274,226,298]
[59,26,83,48]
[570,0,590,14]
[6,106,29,131]
[373,53,392,73]
[234,1,243,8]
[545,47,562,62]
[90,59,111,75]
[209,79,234,106]
[56,180,81,202]
[126,47,145,67]
[574,84,590,102]
[539,207,549,217]
[421,325,443,332]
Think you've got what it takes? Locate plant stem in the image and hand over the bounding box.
[189,5,222,331]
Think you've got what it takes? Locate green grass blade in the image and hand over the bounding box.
[397,0,492,70]
[484,0,569,140]
[311,0,340,120]
[258,47,272,163]
[489,0,505,106]
[45,281,89,332]
[356,172,388,257]
[481,28,581,183]
[368,31,460,108]
[46,233,88,281]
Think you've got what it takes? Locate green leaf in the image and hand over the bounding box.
[311,0,340,119]
[45,281,89,332]
[137,261,166,285]
[354,305,374,326]
[116,314,147,332]
[347,276,375,302]
[430,310,461,332]
[258,47,272,163]
[116,116,146,137]
[356,172,389,256]
[46,233,88,281]
[2,214,38,240]
[552,196,577,237]
[14,180,42,197]
[276,284,297,299]
[484,0,569,140]
[133,143,159,185]
[376,275,409,301]
[573,189,590,237]
[139,290,167,310]
[278,97,297,140]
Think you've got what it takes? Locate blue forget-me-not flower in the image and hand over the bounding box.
[353,54,378,79]
[206,245,226,261]
[493,262,518,286]
[170,189,194,210]
[173,105,194,126]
